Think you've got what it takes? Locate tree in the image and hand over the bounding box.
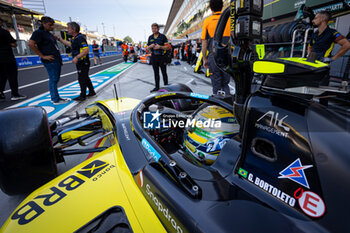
[123,36,133,43]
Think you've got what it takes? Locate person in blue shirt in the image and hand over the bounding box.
[92,40,102,66]
[28,16,70,104]
[57,22,96,101]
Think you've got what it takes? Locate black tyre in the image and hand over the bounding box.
[262,26,273,43]
[132,55,137,63]
[267,25,277,43]
[272,24,285,43]
[157,83,193,111]
[0,107,57,195]
[282,21,307,43]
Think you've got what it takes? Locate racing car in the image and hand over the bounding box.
[139,53,151,65]
[1,1,350,233]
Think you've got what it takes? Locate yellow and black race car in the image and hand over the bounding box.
[1,2,350,232]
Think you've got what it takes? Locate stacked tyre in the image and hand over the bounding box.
[263,21,309,43]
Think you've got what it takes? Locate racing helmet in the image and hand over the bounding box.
[183,105,239,165]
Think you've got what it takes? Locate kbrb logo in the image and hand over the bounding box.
[144,110,161,129]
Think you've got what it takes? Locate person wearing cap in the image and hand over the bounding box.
[28,16,69,104]
[201,0,231,96]
[0,17,26,101]
[147,23,169,92]
[57,22,95,101]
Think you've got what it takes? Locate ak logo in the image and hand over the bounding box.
[143,110,161,129]
[77,160,109,178]
[257,111,290,132]
[278,158,313,189]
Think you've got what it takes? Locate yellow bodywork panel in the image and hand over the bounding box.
[0,97,166,233]
[255,44,266,60]
[60,130,92,142]
[253,61,285,74]
[95,98,141,113]
[1,145,166,233]
[280,57,329,68]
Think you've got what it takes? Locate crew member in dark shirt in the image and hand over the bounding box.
[28,16,70,105]
[0,18,26,101]
[308,11,350,62]
[57,22,95,101]
[147,23,169,92]
[307,11,350,86]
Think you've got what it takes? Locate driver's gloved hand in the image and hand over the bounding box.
[321,57,333,63]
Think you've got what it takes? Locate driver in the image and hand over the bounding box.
[183,105,239,165]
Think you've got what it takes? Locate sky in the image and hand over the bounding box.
[44,0,173,42]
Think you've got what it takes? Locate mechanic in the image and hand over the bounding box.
[0,18,26,101]
[147,23,170,92]
[121,41,129,62]
[57,22,96,101]
[307,11,350,85]
[129,44,135,55]
[28,16,70,105]
[201,0,231,96]
[92,40,102,66]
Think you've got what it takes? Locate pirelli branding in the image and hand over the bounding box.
[11,160,114,225]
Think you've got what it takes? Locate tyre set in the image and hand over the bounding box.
[262,21,310,43]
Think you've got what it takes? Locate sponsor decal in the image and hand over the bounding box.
[294,188,326,218]
[238,170,296,207]
[255,111,290,138]
[121,123,131,141]
[144,110,161,129]
[11,160,113,225]
[116,111,126,116]
[77,160,109,178]
[137,170,144,188]
[279,158,313,189]
[18,57,33,66]
[143,111,222,130]
[155,93,176,99]
[190,92,209,100]
[238,168,248,178]
[294,0,306,9]
[141,138,161,162]
[313,0,350,14]
[145,184,183,233]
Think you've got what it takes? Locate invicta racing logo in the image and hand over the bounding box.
[77,160,109,178]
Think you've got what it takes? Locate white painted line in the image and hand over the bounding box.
[7,62,136,120]
[17,54,120,71]
[8,61,127,109]
[3,58,123,94]
[50,63,135,120]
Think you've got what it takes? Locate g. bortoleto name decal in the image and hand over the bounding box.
[238,168,296,207]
